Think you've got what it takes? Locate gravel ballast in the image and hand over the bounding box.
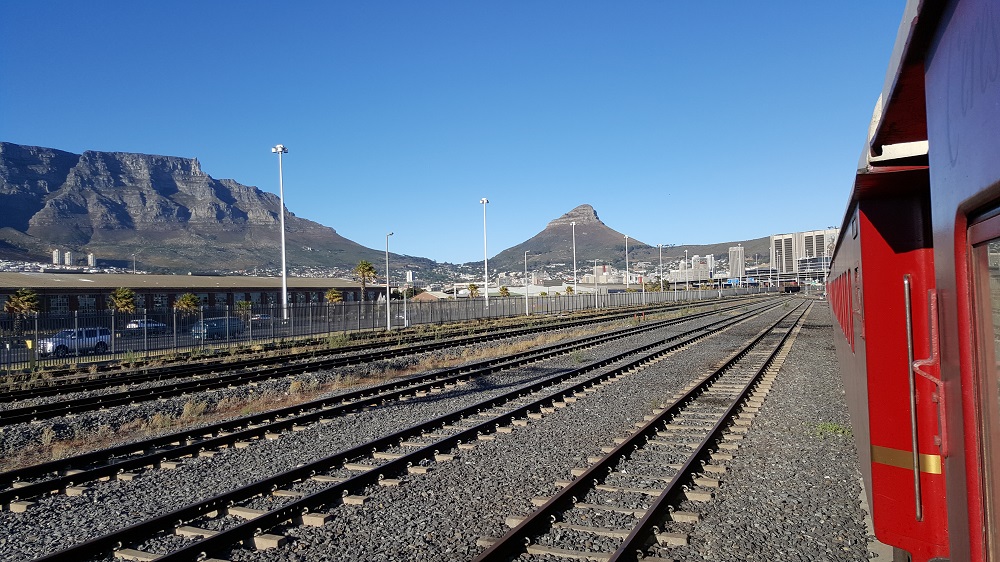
[0,299,874,562]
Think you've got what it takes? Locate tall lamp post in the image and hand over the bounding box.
[480,198,489,310]
[658,244,663,292]
[774,248,781,293]
[684,249,689,293]
[385,232,393,331]
[594,259,599,309]
[571,222,578,294]
[524,251,530,316]
[624,235,630,291]
[271,144,289,320]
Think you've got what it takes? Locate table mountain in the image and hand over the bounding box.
[0,142,430,273]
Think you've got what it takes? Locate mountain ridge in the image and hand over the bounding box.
[0,142,432,274]
[0,142,769,278]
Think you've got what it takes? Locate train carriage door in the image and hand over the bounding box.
[968,217,1000,561]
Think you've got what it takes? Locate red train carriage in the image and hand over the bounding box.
[829,0,1000,560]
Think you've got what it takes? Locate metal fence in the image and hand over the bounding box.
[0,286,778,370]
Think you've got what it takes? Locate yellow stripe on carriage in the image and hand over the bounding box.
[871,444,943,475]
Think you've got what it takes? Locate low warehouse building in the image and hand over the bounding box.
[0,272,374,314]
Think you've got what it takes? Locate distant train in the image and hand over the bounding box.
[828,1,1000,561]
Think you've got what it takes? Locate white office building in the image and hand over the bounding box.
[728,245,745,279]
[770,228,839,280]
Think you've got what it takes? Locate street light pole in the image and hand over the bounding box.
[271,144,289,321]
[569,221,576,294]
[624,235,630,291]
[524,251,529,316]
[571,221,577,295]
[480,198,489,310]
[658,244,663,292]
[684,249,689,295]
[594,259,599,309]
[385,232,393,332]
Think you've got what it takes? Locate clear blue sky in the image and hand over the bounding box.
[1,2,904,264]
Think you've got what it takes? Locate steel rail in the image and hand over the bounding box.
[608,302,810,562]
[1,300,778,502]
[29,295,781,562]
[0,300,770,426]
[473,300,809,562]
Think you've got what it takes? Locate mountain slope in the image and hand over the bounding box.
[0,142,431,273]
[490,204,652,272]
[489,203,769,273]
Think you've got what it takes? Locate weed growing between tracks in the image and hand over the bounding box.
[812,421,852,438]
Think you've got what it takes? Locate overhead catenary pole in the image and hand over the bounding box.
[271,144,289,320]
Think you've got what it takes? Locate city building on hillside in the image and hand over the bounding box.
[666,254,713,285]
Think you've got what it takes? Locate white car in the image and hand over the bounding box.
[38,328,111,357]
[125,319,168,334]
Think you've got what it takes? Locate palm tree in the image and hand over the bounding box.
[565,286,574,295]
[235,300,253,319]
[325,288,343,304]
[498,286,510,297]
[108,287,137,312]
[468,284,480,298]
[354,261,377,302]
[4,288,39,335]
[174,293,200,312]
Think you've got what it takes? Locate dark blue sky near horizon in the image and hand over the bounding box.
[1,2,905,264]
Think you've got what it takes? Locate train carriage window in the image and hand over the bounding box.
[971,236,1000,556]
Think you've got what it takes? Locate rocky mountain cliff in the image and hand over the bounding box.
[0,142,431,273]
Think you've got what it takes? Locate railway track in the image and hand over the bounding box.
[475,300,811,561]
[1,298,747,401]
[0,299,778,503]
[13,298,788,562]
[0,300,768,428]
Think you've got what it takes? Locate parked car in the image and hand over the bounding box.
[37,328,111,357]
[191,317,245,340]
[124,319,169,335]
[250,314,272,324]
